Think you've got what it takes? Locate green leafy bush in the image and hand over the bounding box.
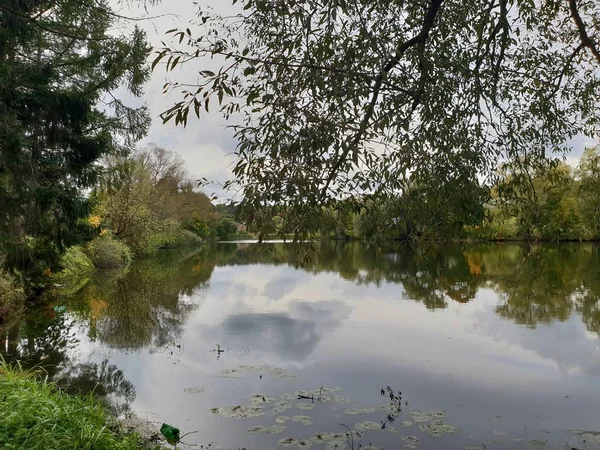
[215,218,238,240]
[169,229,204,247]
[54,246,94,295]
[0,363,151,450]
[85,234,132,269]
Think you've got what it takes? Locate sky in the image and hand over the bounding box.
[110,0,598,202]
[111,0,241,201]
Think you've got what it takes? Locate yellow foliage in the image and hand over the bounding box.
[88,215,102,228]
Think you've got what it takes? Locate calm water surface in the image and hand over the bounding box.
[3,242,600,449]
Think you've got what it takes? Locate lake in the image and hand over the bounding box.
[2,242,600,449]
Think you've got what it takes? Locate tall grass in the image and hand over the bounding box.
[0,362,152,450]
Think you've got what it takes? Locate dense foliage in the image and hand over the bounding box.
[91,145,220,254]
[314,145,600,242]
[156,0,600,239]
[0,0,150,284]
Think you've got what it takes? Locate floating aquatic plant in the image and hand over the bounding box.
[276,416,290,424]
[571,430,600,442]
[418,420,459,436]
[182,387,204,394]
[354,421,381,431]
[528,440,546,448]
[273,401,294,413]
[247,424,286,434]
[320,395,349,403]
[296,403,315,410]
[209,405,264,419]
[249,394,275,405]
[292,415,313,425]
[343,408,376,415]
[279,438,297,448]
[408,410,446,423]
[402,436,421,445]
[296,439,313,449]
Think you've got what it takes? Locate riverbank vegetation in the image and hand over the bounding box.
[2,0,600,299]
[315,146,600,243]
[0,362,154,450]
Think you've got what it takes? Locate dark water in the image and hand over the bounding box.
[3,242,600,450]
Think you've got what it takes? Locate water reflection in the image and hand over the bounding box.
[67,247,213,349]
[2,241,600,449]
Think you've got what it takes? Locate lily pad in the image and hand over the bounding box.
[279,438,298,448]
[249,394,275,405]
[354,421,381,431]
[209,405,264,419]
[296,440,313,449]
[402,436,421,445]
[408,411,431,423]
[183,387,205,394]
[571,430,600,442]
[361,447,380,450]
[320,395,350,403]
[296,402,315,410]
[312,433,332,443]
[248,424,286,434]
[529,441,546,448]
[276,416,290,424]
[343,408,376,415]
[419,420,459,436]
[292,415,313,425]
[273,401,294,413]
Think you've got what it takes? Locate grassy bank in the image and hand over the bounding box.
[0,362,155,450]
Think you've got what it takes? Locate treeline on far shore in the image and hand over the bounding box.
[310,146,600,244]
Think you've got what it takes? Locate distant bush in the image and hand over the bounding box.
[215,218,238,240]
[85,234,132,269]
[0,269,24,327]
[54,246,94,294]
[168,229,204,247]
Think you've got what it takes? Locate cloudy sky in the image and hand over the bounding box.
[111,1,597,202]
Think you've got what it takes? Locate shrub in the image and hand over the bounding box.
[0,270,24,327]
[168,229,204,247]
[215,218,238,240]
[85,234,132,269]
[54,246,94,295]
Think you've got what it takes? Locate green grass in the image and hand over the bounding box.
[0,362,153,450]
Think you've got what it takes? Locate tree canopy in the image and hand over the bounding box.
[155,0,600,238]
[0,0,151,282]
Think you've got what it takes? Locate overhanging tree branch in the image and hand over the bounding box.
[319,0,445,201]
[568,0,600,64]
